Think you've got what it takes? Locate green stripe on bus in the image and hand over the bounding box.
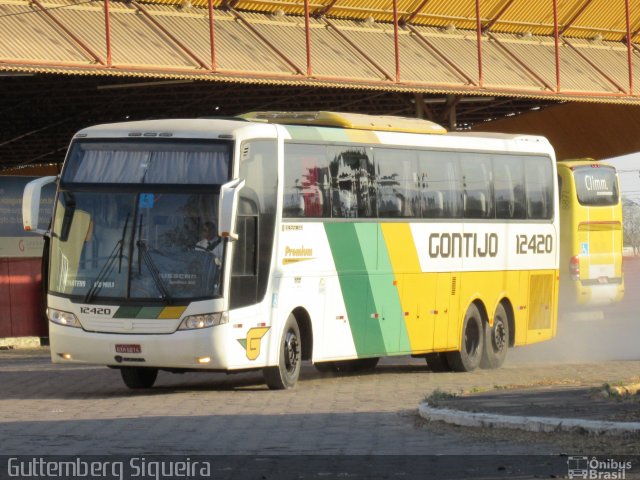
[325,223,386,357]
[369,224,411,353]
[136,306,164,319]
[113,306,142,318]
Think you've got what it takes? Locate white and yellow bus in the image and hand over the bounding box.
[557,159,623,309]
[23,112,559,390]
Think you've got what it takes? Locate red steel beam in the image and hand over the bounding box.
[132,1,210,70]
[208,0,217,71]
[625,0,633,94]
[393,0,400,82]
[486,33,554,91]
[482,0,515,33]
[406,24,476,85]
[304,0,312,76]
[230,8,305,75]
[562,38,627,93]
[104,0,112,67]
[31,0,105,65]
[323,18,394,81]
[553,0,561,92]
[400,0,432,26]
[475,0,483,87]
[558,0,595,36]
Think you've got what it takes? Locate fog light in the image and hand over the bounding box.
[59,353,72,360]
[196,356,211,364]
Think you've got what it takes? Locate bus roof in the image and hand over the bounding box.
[557,158,615,168]
[239,111,447,135]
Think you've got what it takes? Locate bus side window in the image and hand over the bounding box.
[461,154,494,219]
[329,146,376,218]
[283,143,330,218]
[493,155,525,219]
[416,151,462,219]
[525,157,553,220]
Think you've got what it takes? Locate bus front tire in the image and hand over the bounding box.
[120,367,158,389]
[480,303,509,369]
[446,304,484,372]
[264,314,301,390]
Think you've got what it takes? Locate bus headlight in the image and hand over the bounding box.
[179,312,228,330]
[48,308,81,328]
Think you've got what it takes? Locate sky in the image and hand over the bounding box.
[604,152,640,204]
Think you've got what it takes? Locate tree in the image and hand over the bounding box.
[622,197,640,255]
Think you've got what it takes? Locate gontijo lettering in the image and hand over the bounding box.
[428,232,498,258]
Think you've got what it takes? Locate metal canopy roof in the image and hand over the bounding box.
[0,0,640,102]
[1,0,640,169]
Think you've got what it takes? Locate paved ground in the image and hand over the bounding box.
[1,346,639,457]
[2,261,640,478]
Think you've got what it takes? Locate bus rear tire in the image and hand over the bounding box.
[446,304,484,372]
[120,367,158,389]
[264,314,301,390]
[480,303,509,369]
[425,353,450,372]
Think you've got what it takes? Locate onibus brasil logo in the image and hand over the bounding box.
[568,457,633,479]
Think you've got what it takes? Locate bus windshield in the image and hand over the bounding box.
[50,140,231,302]
[573,165,619,206]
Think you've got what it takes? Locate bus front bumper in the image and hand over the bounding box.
[48,322,235,370]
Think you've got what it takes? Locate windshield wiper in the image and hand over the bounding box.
[83,214,129,304]
[136,239,171,301]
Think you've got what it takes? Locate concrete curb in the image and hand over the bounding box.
[0,337,44,349]
[419,402,640,436]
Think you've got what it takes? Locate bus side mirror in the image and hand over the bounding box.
[23,176,57,236]
[218,179,245,242]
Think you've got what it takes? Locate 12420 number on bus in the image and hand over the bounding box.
[515,234,553,254]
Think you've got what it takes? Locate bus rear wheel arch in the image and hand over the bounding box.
[446,302,484,372]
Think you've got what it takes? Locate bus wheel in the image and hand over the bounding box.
[264,314,301,390]
[425,353,450,372]
[120,367,158,389]
[446,304,484,372]
[480,304,509,369]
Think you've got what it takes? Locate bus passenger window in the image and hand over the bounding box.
[283,144,330,218]
[374,148,415,218]
[416,151,462,218]
[329,146,376,218]
[493,155,525,219]
[525,157,553,220]
[461,154,494,219]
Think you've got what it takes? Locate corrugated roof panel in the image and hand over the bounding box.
[558,42,619,93]
[127,0,640,43]
[0,1,90,62]
[488,34,558,89]
[108,6,196,67]
[415,29,481,86]
[563,38,636,93]
[400,29,470,84]
[146,8,295,74]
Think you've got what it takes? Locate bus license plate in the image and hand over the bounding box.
[598,277,608,284]
[115,344,142,354]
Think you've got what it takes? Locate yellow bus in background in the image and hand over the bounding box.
[557,159,623,309]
